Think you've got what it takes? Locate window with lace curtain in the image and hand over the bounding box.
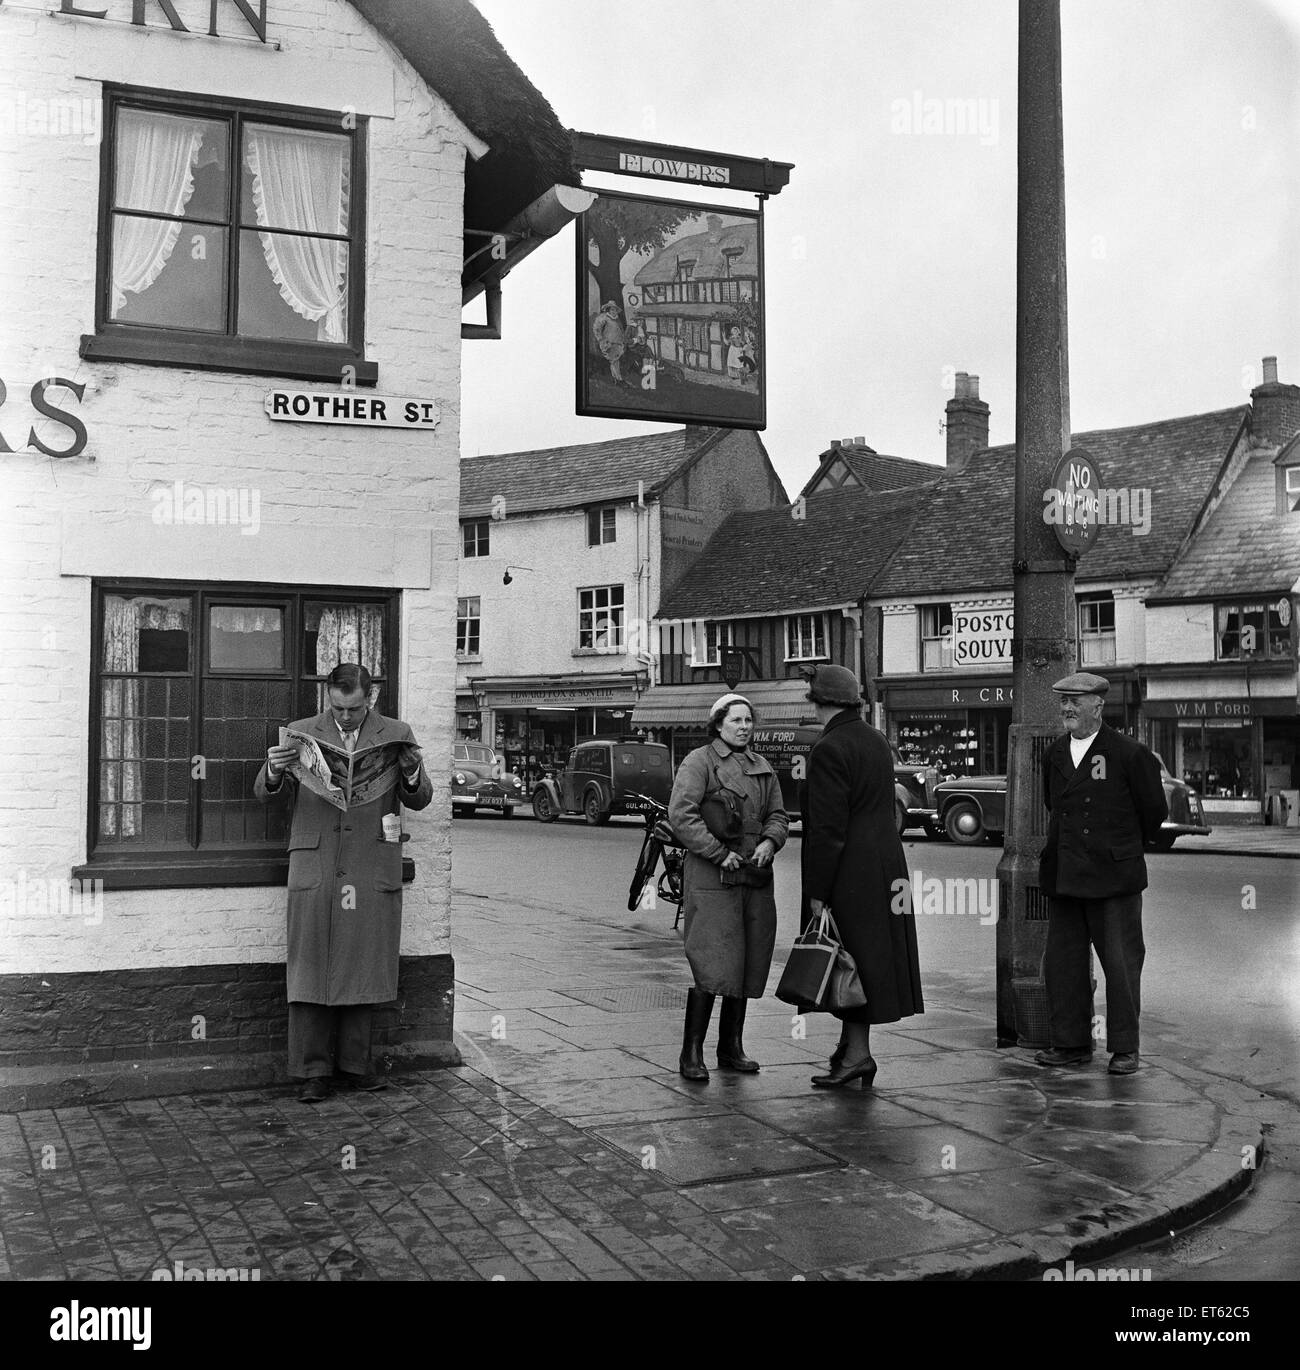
[87,583,396,881]
[81,88,373,383]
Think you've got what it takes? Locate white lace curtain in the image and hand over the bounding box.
[315,605,384,708]
[111,109,206,315]
[244,124,349,343]
[100,595,144,838]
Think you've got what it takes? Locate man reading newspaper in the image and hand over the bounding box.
[256,662,433,1102]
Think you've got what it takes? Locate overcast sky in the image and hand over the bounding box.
[460,0,1299,500]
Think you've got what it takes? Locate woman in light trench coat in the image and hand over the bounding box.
[668,693,789,1081]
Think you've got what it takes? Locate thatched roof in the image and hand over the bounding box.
[350,0,577,271]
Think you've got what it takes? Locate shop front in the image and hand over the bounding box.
[1145,696,1299,824]
[470,674,647,789]
[879,678,1015,775]
[631,678,813,768]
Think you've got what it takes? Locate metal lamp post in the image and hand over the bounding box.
[995,0,1080,1046]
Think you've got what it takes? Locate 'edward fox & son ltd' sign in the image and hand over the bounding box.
[58,0,270,43]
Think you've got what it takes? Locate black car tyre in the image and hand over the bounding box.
[944,799,984,845]
[501,805,514,820]
[1150,832,1177,851]
[895,801,908,837]
[532,789,558,823]
[584,789,610,826]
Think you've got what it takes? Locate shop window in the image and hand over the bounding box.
[82,89,374,384]
[462,521,490,557]
[85,584,394,881]
[578,585,625,652]
[1078,594,1117,666]
[456,597,481,658]
[1177,723,1256,799]
[919,604,953,671]
[1215,602,1289,660]
[587,506,617,546]
[691,621,733,667]
[785,613,827,662]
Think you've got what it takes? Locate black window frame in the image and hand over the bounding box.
[81,85,377,385]
[77,578,400,890]
[586,505,617,546]
[1214,599,1289,661]
[456,596,481,658]
[462,520,490,557]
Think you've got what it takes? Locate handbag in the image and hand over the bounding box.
[720,860,773,888]
[775,909,866,1012]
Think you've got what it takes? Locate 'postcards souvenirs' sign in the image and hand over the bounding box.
[577,191,765,431]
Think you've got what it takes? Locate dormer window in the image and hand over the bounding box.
[1286,466,1300,513]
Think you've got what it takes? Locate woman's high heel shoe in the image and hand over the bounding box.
[811,1055,877,1089]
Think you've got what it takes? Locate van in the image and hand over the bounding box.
[532,739,673,824]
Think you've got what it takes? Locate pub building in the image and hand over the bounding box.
[0,0,583,1106]
[456,426,786,786]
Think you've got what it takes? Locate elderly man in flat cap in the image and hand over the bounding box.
[1036,672,1168,1075]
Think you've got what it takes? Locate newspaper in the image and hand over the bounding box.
[279,726,348,810]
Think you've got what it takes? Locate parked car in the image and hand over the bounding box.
[451,742,522,818]
[532,739,672,825]
[749,725,941,837]
[932,752,1211,848]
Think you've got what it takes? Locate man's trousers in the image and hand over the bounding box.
[287,1002,374,1079]
[1043,894,1144,1054]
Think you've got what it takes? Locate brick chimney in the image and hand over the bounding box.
[945,371,990,466]
[1250,356,1300,448]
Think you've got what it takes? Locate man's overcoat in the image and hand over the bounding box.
[255,709,433,1004]
[800,710,923,1023]
[1038,723,1167,900]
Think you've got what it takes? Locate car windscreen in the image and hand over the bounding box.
[461,745,494,763]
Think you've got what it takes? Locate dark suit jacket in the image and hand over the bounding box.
[1039,722,1168,900]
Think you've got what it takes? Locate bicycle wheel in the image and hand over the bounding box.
[627,835,663,911]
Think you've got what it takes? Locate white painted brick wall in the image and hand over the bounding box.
[0,0,473,974]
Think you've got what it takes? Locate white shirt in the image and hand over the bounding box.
[1069,730,1099,768]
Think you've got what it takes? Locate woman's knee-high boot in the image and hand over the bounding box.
[717,996,760,1072]
[679,988,716,1081]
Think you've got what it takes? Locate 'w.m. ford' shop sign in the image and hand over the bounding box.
[951,607,1013,666]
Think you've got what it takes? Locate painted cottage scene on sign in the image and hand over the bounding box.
[578,192,765,429]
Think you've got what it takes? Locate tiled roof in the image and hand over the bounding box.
[800,446,940,498]
[1156,447,1300,598]
[656,484,937,619]
[460,430,702,517]
[871,407,1249,597]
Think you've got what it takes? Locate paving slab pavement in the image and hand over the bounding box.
[0,885,1280,1282]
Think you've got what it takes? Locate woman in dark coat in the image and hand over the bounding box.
[669,693,789,1081]
[799,664,923,1088]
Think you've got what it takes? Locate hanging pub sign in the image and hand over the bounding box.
[576,191,765,431]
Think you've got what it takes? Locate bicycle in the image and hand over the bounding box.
[627,793,686,926]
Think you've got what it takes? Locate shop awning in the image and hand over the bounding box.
[632,679,816,728]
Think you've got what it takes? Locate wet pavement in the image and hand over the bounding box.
[0,878,1281,1282]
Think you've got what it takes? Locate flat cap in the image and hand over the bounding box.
[1052,671,1110,696]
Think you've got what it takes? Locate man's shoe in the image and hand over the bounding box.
[339,1071,388,1091]
[1108,1052,1140,1075]
[298,1078,329,1103]
[1034,1047,1093,1067]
